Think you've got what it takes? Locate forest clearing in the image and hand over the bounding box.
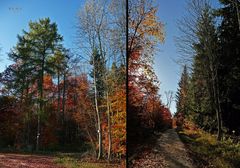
[0,152,123,168]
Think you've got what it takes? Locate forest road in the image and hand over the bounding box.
[130,129,195,168]
[154,129,195,168]
[0,153,64,168]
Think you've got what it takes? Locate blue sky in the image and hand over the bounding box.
[0,0,83,72]
[0,0,222,115]
[153,0,187,114]
[154,0,221,114]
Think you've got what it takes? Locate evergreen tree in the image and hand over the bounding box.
[217,0,240,134]
[192,5,222,139]
[188,50,216,131]
[177,4,223,138]
[90,48,106,99]
[8,18,63,150]
[176,65,189,117]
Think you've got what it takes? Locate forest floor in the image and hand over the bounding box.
[0,152,124,168]
[178,126,240,168]
[129,128,195,168]
[0,153,63,168]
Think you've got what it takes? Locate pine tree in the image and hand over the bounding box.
[176,65,189,116]
[8,18,63,150]
[175,65,189,128]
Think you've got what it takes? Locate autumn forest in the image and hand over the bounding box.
[0,0,240,168]
[0,0,125,167]
[128,0,240,168]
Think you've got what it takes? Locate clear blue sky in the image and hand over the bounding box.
[154,0,221,114]
[0,0,222,115]
[0,0,83,72]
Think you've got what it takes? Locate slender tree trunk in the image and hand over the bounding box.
[37,57,45,151]
[20,81,25,146]
[96,28,104,160]
[106,91,112,162]
[57,70,60,120]
[36,111,40,151]
[62,72,66,144]
[26,85,30,146]
[215,70,223,140]
[62,72,66,123]
[27,112,30,145]
[93,62,102,160]
[209,58,222,141]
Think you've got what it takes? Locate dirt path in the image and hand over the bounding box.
[130,129,195,168]
[0,153,64,168]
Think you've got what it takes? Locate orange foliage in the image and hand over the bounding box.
[111,88,126,157]
[43,75,54,90]
[102,87,126,157]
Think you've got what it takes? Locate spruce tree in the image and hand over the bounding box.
[217,0,240,134]
[176,65,189,117]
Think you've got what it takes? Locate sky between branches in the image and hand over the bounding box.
[0,0,83,72]
[154,0,221,114]
[0,0,222,114]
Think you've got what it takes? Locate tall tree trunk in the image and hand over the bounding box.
[93,62,102,160]
[106,91,112,161]
[215,70,223,140]
[96,27,104,160]
[62,72,66,144]
[36,111,40,151]
[26,85,30,146]
[210,59,222,141]
[37,57,45,151]
[62,72,66,123]
[57,70,60,120]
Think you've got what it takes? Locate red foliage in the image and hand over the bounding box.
[0,96,23,147]
[41,123,58,148]
[43,75,54,90]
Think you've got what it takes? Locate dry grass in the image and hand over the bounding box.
[55,155,125,168]
[178,123,240,168]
